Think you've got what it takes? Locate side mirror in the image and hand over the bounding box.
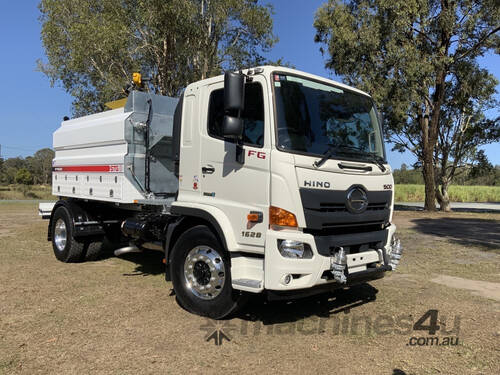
[224,71,245,112]
[223,116,244,138]
[223,70,246,164]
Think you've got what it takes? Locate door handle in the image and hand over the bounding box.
[202,165,215,174]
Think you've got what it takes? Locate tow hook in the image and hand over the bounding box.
[389,237,403,270]
[331,247,347,284]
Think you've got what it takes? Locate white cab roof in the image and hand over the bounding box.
[186,65,371,98]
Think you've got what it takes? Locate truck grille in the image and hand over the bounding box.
[299,187,391,231]
[316,202,388,212]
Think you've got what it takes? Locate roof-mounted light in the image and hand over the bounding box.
[247,68,264,75]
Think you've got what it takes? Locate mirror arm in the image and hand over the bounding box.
[236,142,245,164]
[239,70,253,82]
[235,108,245,164]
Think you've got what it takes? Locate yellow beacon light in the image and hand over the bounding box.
[132,72,142,87]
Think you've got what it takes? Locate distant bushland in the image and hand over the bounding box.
[395,184,499,203]
[0,184,53,200]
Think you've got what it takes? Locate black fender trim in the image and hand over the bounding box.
[165,206,229,280]
[169,206,228,251]
[47,199,105,241]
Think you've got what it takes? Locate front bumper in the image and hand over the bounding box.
[266,265,389,301]
[264,224,398,291]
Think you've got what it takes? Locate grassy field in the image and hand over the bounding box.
[1,183,499,203]
[0,185,53,200]
[1,184,498,203]
[0,202,499,374]
[395,184,500,203]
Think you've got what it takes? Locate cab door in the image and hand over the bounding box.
[199,75,271,248]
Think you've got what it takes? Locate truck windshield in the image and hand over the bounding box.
[273,73,385,162]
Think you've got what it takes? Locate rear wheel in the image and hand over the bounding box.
[51,206,86,262]
[84,227,125,261]
[83,239,107,261]
[170,225,242,319]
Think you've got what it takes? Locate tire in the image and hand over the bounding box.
[169,225,242,319]
[84,227,125,261]
[51,206,86,263]
[83,239,106,261]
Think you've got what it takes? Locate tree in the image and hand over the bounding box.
[469,150,494,179]
[2,157,28,184]
[0,149,55,186]
[433,61,499,210]
[15,168,33,186]
[385,58,499,210]
[314,0,500,210]
[38,0,277,116]
[28,148,55,185]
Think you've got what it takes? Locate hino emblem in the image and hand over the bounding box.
[346,186,368,214]
[304,180,331,188]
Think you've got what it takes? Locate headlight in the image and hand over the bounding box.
[277,240,313,259]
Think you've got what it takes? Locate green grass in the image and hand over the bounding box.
[0,185,54,200]
[395,184,500,203]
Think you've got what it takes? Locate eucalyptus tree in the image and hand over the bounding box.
[314,0,499,210]
[39,0,277,116]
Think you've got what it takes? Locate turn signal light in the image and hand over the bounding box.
[269,206,298,228]
[247,211,263,223]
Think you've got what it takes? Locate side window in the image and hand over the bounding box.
[208,82,264,147]
[207,89,225,138]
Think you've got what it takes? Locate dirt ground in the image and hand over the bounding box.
[0,202,499,374]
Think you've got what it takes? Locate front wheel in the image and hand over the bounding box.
[170,225,242,319]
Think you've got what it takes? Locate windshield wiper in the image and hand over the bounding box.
[313,145,335,168]
[335,145,386,172]
[313,144,387,171]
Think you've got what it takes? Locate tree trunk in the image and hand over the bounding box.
[423,65,447,211]
[436,137,452,212]
[422,156,436,211]
[420,105,436,211]
[436,182,451,212]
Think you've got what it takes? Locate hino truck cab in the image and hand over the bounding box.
[43,66,403,318]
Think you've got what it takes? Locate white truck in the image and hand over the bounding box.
[41,66,403,318]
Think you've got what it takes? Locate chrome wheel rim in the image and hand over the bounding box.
[183,246,225,300]
[54,219,67,252]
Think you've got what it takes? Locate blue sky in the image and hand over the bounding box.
[0,0,498,167]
